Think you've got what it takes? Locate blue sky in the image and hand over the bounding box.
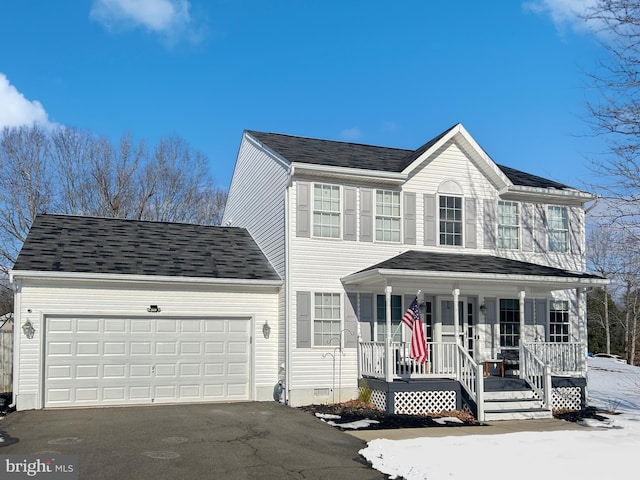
[1,0,607,191]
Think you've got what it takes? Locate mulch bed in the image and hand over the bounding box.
[298,400,482,430]
[553,406,616,423]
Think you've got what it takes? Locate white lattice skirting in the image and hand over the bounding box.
[367,389,387,411]
[394,390,457,415]
[552,386,582,411]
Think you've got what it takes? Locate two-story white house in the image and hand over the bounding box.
[223,123,608,421]
[9,123,607,421]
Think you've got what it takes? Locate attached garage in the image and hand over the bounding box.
[10,214,282,411]
[45,316,252,408]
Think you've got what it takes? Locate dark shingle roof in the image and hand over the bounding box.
[358,250,602,279]
[14,214,281,281]
[247,127,573,190]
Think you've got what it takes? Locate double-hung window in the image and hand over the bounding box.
[497,201,520,249]
[313,184,340,238]
[548,206,568,252]
[439,195,462,246]
[499,299,520,348]
[376,294,402,342]
[314,293,341,346]
[549,300,570,343]
[375,190,400,242]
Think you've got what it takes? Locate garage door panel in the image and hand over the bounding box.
[77,318,100,333]
[205,342,224,354]
[156,342,177,355]
[75,388,99,402]
[103,387,126,400]
[129,386,152,399]
[131,319,152,333]
[130,364,152,377]
[104,318,126,332]
[76,365,99,378]
[104,342,126,355]
[48,342,72,356]
[45,317,251,408]
[154,364,176,377]
[130,342,152,355]
[77,342,99,355]
[103,364,126,378]
[48,365,72,379]
[156,320,178,333]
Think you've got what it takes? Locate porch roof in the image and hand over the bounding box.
[341,250,608,293]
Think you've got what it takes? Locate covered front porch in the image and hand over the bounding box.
[342,251,607,421]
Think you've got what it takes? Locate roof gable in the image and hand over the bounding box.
[246,126,576,192]
[13,214,280,281]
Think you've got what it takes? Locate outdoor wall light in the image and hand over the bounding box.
[22,319,35,339]
[479,303,487,315]
[147,305,161,313]
[262,321,271,339]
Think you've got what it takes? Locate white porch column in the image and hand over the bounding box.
[453,288,460,345]
[519,290,526,379]
[577,288,588,375]
[385,285,393,382]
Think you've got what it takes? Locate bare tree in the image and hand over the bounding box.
[0,125,228,280]
[587,222,623,354]
[584,1,640,229]
[0,126,53,272]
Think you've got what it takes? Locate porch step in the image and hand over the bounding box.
[483,408,553,421]
[482,385,552,421]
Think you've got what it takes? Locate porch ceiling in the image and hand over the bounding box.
[340,250,609,294]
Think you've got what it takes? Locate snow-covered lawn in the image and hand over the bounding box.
[359,357,640,479]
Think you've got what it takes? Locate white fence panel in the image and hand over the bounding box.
[0,331,13,393]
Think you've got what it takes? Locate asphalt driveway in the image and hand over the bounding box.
[0,402,385,479]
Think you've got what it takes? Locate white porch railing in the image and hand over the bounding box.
[521,343,552,411]
[526,342,585,376]
[359,341,460,379]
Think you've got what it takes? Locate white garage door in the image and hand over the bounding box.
[44,316,251,408]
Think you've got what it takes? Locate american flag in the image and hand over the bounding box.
[402,297,428,364]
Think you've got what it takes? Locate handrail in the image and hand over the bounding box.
[455,344,484,422]
[521,342,552,411]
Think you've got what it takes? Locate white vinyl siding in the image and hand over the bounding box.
[13,278,279,410]
[548,206,568,252]
[313,184,341,238]
[497,201,520,249]
[313,293,341,346]
[222,135,289,277]
[375,190,400,242]
[439,195,462,246]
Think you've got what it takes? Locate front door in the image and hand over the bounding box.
[438,298,476,358]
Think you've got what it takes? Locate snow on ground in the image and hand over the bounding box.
[359,357,640,480]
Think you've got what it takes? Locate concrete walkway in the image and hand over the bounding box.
[348,418,591,441]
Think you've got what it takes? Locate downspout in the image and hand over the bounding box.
[284,165,294,405]
[584,195,600,215]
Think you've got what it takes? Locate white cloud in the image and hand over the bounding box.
[340,127,364,141]
[523,0,600,34]
[0,73,55,129]
[90,0,201,43]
